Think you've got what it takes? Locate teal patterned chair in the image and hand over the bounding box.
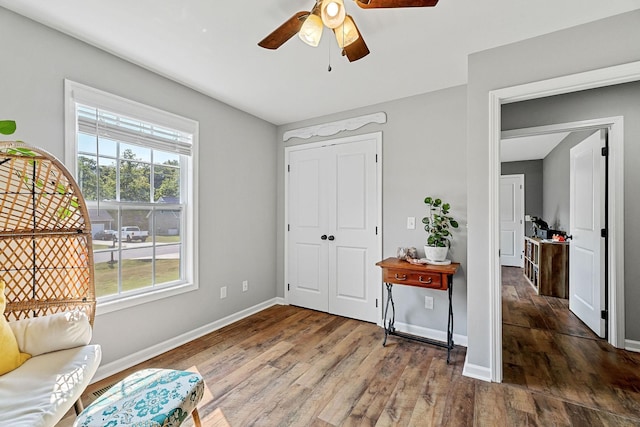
[74,369,204,427]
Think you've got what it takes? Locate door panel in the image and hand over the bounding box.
[500,175,524,267]
[569,130,605,337]
[328,139,379,323]
[288,149,328,312]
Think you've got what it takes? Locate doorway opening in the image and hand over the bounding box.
[487,61,640,382]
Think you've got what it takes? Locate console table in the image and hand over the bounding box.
[376,257,460,363]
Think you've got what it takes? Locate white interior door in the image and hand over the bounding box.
[569,130,606,337]
[287,134,380,323]
[327,140,379,323]
[287,148,329,312]
[500,175,524,267]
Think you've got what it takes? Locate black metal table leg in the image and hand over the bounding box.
[446,277,454,364]
[382,282,395,346]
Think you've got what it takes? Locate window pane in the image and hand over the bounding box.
[91,208,120,298]
[152,209,181,284]
[77,155,97,201]
[98,157,117,201]
[154,164,180,202]
[120,159,151,202]
[78,133,96,154]
[120,209,153,292]
[154,151,179,166]
[121,143,151,163]
[98,137,118,158]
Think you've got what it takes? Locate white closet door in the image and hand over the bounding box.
[327,139,379,323]
[286,134,380,323]
[287,148,329,312]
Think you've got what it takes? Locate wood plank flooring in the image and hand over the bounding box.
[60,269,640,426]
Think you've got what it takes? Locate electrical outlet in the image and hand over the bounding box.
[220,286,227,299]
[407,216,416,230]
[242,280,248,292]
[425,295,434,310]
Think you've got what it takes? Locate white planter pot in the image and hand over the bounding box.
[424,245,448,262]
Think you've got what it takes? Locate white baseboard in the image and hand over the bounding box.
[625,339,640,353]
[393,321,468,347]
[93,297,286,383]
[462,355,492,382]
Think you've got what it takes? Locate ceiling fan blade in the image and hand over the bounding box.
[342,19,369,62]
[355,0,438,8]
[258,11,309,49]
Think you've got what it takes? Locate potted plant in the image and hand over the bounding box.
[422,196,459,262]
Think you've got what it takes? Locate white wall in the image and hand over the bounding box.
[0,8,278,366]
[466,10,640,373]
[277,85,468,339]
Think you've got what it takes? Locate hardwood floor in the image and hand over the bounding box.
[62,271,640,426]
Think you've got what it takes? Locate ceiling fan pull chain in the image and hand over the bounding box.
[328,39,332,72]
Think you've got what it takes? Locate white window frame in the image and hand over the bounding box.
[64,79,199,315]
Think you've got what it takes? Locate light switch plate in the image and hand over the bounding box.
[407,216,416,230]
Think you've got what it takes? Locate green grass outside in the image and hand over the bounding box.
[94,258,180,297]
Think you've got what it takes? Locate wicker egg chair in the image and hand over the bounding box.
[0,142,96,326]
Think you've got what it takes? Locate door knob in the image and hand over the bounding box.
[321,235,328,240]
[328,235,335,241]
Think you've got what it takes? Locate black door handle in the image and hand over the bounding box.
[328,235,335,241]
[321,235,328,240]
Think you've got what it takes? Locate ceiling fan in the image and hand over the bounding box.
[258,0,440,63]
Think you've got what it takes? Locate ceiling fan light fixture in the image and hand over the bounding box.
[334,15,359,48]
[321,0,346,29]
[298,13,323,47]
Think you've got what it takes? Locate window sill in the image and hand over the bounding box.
[96,282,199,316]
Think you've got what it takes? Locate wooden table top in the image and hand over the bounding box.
[376,257,460,275]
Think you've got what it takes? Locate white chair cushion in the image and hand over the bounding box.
[9,310,92,356]
[0,344,101,427]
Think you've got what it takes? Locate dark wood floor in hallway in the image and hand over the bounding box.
[502,266,640,426]
[73,271,640,426]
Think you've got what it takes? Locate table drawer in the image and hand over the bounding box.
[383,269,445,290]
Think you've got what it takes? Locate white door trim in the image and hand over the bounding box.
[284,131,383,325]
[487,60,640,383]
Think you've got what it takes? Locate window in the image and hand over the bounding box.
[65,80,198,314]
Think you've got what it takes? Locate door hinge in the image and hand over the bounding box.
[601,228,607,238]
[375,154,378,163]
[287,283,290,291]
[287,164,290,172]
[376,298,378,308]
[287,224,290,231]
[520,184,523,189]
[601,310,608,320]
[375,226,378,235]
[601,147,608,157]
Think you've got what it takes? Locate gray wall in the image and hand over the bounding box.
[542,130,595,232]
[501,160,543,236]
[277,85,469,339]
[467,10,640,372]
[0,8,278,366]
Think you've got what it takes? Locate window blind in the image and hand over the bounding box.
[77,105,193,156]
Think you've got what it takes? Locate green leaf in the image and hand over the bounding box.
[0,121,16,135]
[434,198,442,207]
[442,203,450,211]
[451,220,459,228]
[424,196,433,204]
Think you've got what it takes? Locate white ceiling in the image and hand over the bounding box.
[500,132,570,162]
[1,1,639,125]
